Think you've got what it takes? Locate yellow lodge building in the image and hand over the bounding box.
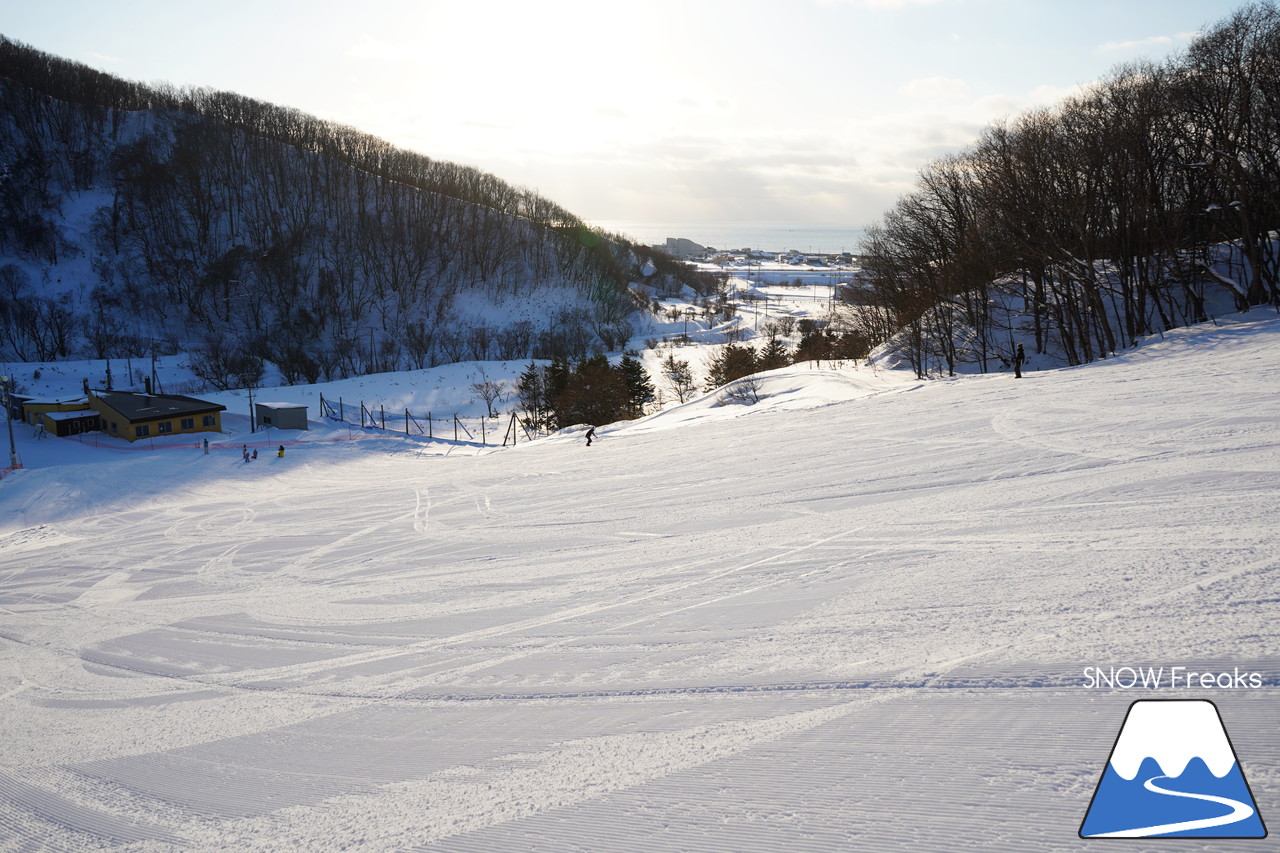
[88,390,226,442]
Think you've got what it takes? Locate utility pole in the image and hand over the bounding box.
[2,375,17,468]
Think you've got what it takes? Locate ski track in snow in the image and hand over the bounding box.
[0,311,1278,851]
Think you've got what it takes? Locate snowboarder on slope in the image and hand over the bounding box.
[1014,343,1025,379]
[242,445,249,462]
[585,427,596,447]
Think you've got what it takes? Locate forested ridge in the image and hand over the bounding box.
[0,36,708,383]
[850,3,1280,378]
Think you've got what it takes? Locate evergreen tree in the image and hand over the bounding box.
[618,352,655,417]
[515,361,547,433]
[544,357,571,430]
[794,328,836,365]
[555,355,628,426]
[705,343,758,390]
[757,338,791,371]
[832,330,871,361]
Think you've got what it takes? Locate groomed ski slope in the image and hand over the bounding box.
[0,310,1277,852]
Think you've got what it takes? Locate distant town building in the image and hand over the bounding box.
[654,237,706,259]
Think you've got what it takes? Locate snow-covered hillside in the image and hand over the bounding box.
[1,47,706,377]
[0,309,1277,851]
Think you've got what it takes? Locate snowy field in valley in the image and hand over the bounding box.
[0,310,1277,851]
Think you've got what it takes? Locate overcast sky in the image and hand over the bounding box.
[0,0,1251,227]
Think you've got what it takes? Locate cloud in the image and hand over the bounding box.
[344,34,421,63]
[899,76,970,100]
[459,120,516,132]
[512,68,1096,223]
[1022,82,1089,106]
[817,0,956,7]
[455,126,886,224]
[1096,32,1199,54]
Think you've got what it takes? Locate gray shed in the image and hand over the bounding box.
[254,401,308,431]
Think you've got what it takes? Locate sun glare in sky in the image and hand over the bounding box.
[0,0,1252,225]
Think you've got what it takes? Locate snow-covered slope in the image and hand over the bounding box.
[0,310,1276,851]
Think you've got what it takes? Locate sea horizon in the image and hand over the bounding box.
[589,220,871,255]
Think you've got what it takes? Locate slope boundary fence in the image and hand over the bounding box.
[318,394,535,447]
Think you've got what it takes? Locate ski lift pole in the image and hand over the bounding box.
[2,376,16,468]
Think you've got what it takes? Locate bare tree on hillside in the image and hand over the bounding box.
[660,354,698,404]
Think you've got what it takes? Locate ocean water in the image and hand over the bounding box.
[590,221,870,255]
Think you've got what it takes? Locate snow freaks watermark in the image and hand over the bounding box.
[1082,665,1264,690]
[1079,700,1267,839]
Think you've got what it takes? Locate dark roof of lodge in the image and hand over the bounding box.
[19,396,88,405]
[92,390,226,423]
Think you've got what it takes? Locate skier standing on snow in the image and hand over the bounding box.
[1014,343,1025,379]
[242,444,249,462]
[585,427,596,447]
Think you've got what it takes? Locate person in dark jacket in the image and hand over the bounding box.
[1014,343,1025,379]
[585,427,596,447]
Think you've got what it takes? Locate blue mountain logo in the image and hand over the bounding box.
[1080,700,1267,838]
